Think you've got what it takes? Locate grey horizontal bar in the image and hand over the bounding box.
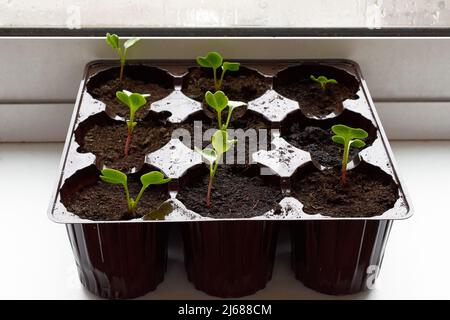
[1,27,450,37]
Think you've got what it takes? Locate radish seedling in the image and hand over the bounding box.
[196,51,240,91]
[194,91,245,207]
[310,75,338,90]
[331,124,368,185]
[116,90,150,156]
[100,168,171,217]
[204,90,246,130]
[195,130,237,207]
[105,33,141,81]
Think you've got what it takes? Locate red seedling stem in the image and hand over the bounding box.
[119,66,124,82]
[124,129,132,156]
[206,176,214,207]
[341,165,347,185]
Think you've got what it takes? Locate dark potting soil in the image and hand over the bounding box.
[182,68,269,103]
[283,125,362,168]
[171,111,271,165]
[176,165,283,218]
[89,77,172,119]
[64,177,169,221]
[79,118,174,172]
[292,165,399,217]
[276,80,356,117]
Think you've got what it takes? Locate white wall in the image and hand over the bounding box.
[1,37,450,141]
[2,1,449,28]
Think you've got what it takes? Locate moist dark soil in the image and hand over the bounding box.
[64,177,169,221]
[182,68,269,103]
[176,165,283,218]
[89,77,172,119]
[275,80,356,117]
[79,118,174,172]
[292,165,399,217]
[283,125,362,167]
[172,111,271,165]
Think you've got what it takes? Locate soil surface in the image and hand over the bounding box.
[176,165,283,218]
[79,118,174,172]
[89,77,172,119]
[275,80,356,117]
[283,125,363,168]
[182,67,269,103]
[292,165,398,217]
[173,111,271,164]
[64,177,169,221]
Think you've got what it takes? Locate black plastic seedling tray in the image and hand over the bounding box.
[48,59,412,298]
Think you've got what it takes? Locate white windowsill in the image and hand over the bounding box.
[0,141,446,299]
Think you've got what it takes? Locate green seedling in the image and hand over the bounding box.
[204,90,246,130]
[195,91,245,207]
[196,51,240,91]
[331,124,368,185]
[116,90,150,156]
[310,75,338,90]
[106,33,141,81]
[195,130,237,207]
[100,168,171,216]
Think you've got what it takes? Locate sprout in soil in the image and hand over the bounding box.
[196,51,240,91]
[331,124,368,185]
[195,129,237,207]
[100,168,171,217]
[105,33,141,81]
[310,75,338,91]
[116,90,150,156]
[195,91,245,207]
[204,90,246,131]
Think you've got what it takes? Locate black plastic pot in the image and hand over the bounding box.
[67,223,169,299]
[183,221,278,297]
[290,220,391,295]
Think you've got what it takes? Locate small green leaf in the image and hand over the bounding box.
[332,135,345,145]
[124,38,140,49]
[100,168,127,185]
[350,128,369,139]
[106,33,119,49]
[128,93,147,113]
[222,62,240,72]
[212,130,235,155]
[195,147,218,163]
[331,124,351,136]
[205,91,228,113]
[351,139,366,148]
[196,51,223,69]
[140,171,172,189]
[116,90,147,113]
[331,124,368,154]
[310,75,338,90]
[328,79,338,85]
[116,91,130,106]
